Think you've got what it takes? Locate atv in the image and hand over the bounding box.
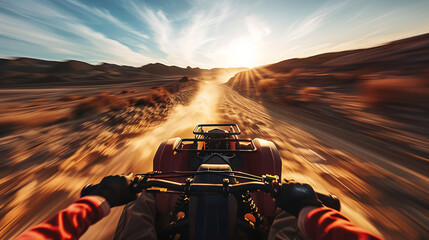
[121,124,340,239]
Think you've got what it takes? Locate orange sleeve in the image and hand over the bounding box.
[16,196,110,240]
[298,207,383,240]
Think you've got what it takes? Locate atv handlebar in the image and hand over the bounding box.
[132,178,341,211]
[135,178,273,193]
[83,176,341,211]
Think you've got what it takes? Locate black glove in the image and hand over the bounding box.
[81,173,137,207]
[276,180,323,218]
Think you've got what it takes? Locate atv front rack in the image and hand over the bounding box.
[193,124,241,136]
[174,138,257,152]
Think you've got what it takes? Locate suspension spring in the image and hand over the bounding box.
[239,191,264,226]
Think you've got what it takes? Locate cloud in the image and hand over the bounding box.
[285,3,345,42]
[246,15,271,41]
[127,0,232,67]
[0,0,354,68]
[241,2,350,66]
[0,12,72,48]
[133,5,172,54]
[66,23,152,65]
[0,0,152,66]
[0,0,72,21]
[1,0,427,69]
[286,14,325,42]
[66,0,150,39]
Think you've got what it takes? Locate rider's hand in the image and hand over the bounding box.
[81,173,137,207]
[276,180,323,218]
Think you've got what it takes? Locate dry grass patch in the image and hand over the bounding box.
[30,98,51,105]
[257,78,279,92]
[72,92,120,117]
[298,87,323,103]
[134,87,171,106]
[58,95,85,101]
[359,77,428,107]
[150,87,170,102]
[0,110,70,134]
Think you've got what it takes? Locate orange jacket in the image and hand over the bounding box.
[298,207,383,240]
[16,196,110,240]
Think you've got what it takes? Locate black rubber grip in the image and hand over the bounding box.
[80,184,98,197]
[316,193,341,211]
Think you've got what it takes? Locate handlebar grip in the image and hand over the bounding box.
[316,193,341,211]
[81,184,99,197]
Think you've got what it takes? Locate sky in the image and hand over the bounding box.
[0,0,428,68]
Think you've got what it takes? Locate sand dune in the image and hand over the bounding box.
[227,33,428,168]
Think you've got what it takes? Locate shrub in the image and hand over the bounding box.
[58,95,84,101]
[72,92,119,117]
[179,76,189,82]
[29,98,50,105]
[298,87,323,103]
[359,77,428,107]
[257,78,278,92]
[0,110,70,134]
[134,88,170,106]
[134,96,155,106]
[110,100,130,111]
[150,88,170,102]
[289,68,303,78]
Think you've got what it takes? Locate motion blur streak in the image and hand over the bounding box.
[0,76,199,239]
[81,83,220,239]
[217,86,384,236]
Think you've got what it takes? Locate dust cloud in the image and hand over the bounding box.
[118,82,219,172]
[81,83,220,239]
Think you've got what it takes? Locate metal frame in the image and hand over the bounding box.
[193,124,241,137]
[174,138,257,152]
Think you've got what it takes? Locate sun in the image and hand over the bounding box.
[227,38,258,68]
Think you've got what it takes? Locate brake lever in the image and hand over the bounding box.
[262,174,280,198]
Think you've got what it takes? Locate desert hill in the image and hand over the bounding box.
[141,62,246,78]
[140,63,198,76]
[228,33,429,105]
[227,33,429,177]
[46,60,94,73]
[0,58,246,86]
[265,33,429,75]
[0,57,57,73]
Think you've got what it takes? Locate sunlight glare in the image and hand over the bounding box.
[227,38,258,68]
